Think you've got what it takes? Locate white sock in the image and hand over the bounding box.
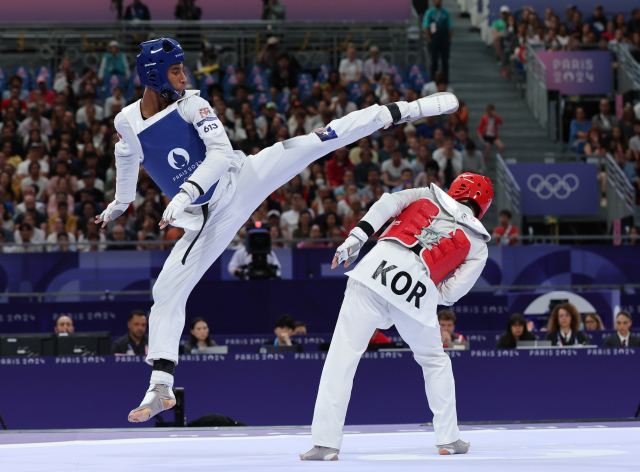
[150,370,174,388]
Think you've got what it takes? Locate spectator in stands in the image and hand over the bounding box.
[270,54,297,93]
[20,162,49,200]
[1,76,28,101]
[331,88,357,119]
[377,133,397,163]
[438,310,466,347]
[492,209,518,245]
[174,0,201,20]
[98,41,130,81]
[297,224,326,248]
[75,91,105,125]
[111,310,148,355]
[363,45,389,83]
[49,201,77,234]
[569,107,591,153]
[354,149,380,188]
[325,147,354,188]
[423,0,453,83]
[391,168,415,193]
[293,321,308,335]
[628,8,640,34]
[349,137,379,166]
[410,143,431,175]
[416,116,445,145]
[261,0,286,20]
[629,121,640,159]
[1,86,27,114]
[323,70,343,94]
[583,313,604,331]
[263,315,301,347]
[421,70,453,97]
[280,191,307,238]
[107,224,136,250]
[382,148,412,188]
[30,77,56,107]
[54,315,75,334]
[339,44,363,84]
[591,99,616,137]
[18,104,52,138]
[124,0,151,20]
[13,223,43,253]
[583,126,605,155]
[604,312,640,347]
[229,85,251,117]
[461,140,485,174]
[183,317,215,353]
[586,5,607,35]
[492,6,511,62]
[303,82,323,117]
[477,104,504,162]
[545,303,590,346]
[433,137,462,187]
[495,313,536,349]
[104,86,124,118]
[292,209,312,240]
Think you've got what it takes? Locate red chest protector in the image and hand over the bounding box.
[378,199,470,285]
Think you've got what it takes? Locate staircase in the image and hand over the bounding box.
[442,0,557,226]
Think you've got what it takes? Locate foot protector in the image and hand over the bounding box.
[128,384,175,423]
[300,446,340,461]
[437,439,470,455]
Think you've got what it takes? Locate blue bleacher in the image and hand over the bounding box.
[12,67,31,89]
[297,73,313,90]
[199,74,219,99]
[246,64,264,77]
[252,92,270,111]
[223,64,238,76]
[0,67,7,90]
[411,75,427,91]
[249,73,269,92]
[33,66,53,88]
[184,72,197,90]
[317,72,329,84]
[276,92,291,114]
[397,82,410,98]
[387,63,403,76]
[391,74,405,86]
[103,74,125,98]
[299,88,312,101]
[317,64,332,74]
[127,74,142,99]
[406,63,426,78]
[346,82,362,101]
[370,82,380,92]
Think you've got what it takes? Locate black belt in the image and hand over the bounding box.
[410,244,423,258]
[181,203,209,265]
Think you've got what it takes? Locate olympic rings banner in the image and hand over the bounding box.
[508,163,599,215]
[536,50,612,95]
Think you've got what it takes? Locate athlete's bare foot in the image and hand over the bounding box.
[128,398,176,423]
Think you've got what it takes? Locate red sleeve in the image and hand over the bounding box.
[477,115,487,136]
[496,114,504,126]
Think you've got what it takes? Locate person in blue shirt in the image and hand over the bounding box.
[124,0,151,20]
[96,37,461,425]
[568,107,591,154]
[416,115,445,142]
[423,0,453,83]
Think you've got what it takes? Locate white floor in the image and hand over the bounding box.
[1,424,639,472]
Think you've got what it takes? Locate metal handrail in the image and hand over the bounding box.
[616,43,640,92]
[525,43,548,130]
[604,152,635,215]
[495,153,522,216]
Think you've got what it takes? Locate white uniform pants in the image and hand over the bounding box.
[147,105,390,365]
[311,279,459,449]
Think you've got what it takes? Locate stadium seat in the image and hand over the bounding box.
[411,75,427,91]
[250,73,269,92]
[104,74,125,97]
[297,73,313,90]
[184,72,197,90]
[182,65,194,76]
[252,92,270,111]
[127,74,141,99]
[317,72,329,84]
[370,82,379,92]
[391,74,405,85]
[388,64,403,76]
[0,67,7,91]
[317,64,332,74]
[12,67,31,89]
[247,64,264,76]
[199,74,219,99]
[299,87,312,101]
[33,66,53,88]
[397,82,410,98]
[223,64,238,76]
[276,92,291,114]
[346,82,362,101]
[406,63,426,78]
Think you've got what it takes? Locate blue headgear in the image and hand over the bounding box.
[136,38,185,101]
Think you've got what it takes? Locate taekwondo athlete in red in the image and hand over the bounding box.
[94,37,462,424]
[301,173,493,461]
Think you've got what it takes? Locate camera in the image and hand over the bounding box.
[241,225,280,280]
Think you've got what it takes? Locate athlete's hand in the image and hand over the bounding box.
[331,227,368,269]
[160,190,191,230]
[95,200,130,228]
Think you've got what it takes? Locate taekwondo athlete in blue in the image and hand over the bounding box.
[95,37,460,424]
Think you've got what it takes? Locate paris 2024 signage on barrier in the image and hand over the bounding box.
[508,163,599,215]
[536,50,612,95]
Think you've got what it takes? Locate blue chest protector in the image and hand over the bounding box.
[138,109,217,205]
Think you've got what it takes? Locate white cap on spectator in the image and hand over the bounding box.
[109,40,119,48]
[267,210,281,218]
[500,5,510,13]
[267,36,279,45]
[369,45,380,53]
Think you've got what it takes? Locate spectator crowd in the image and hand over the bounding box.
[0,34,492,252]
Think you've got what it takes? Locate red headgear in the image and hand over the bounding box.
[447,173,494,219]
